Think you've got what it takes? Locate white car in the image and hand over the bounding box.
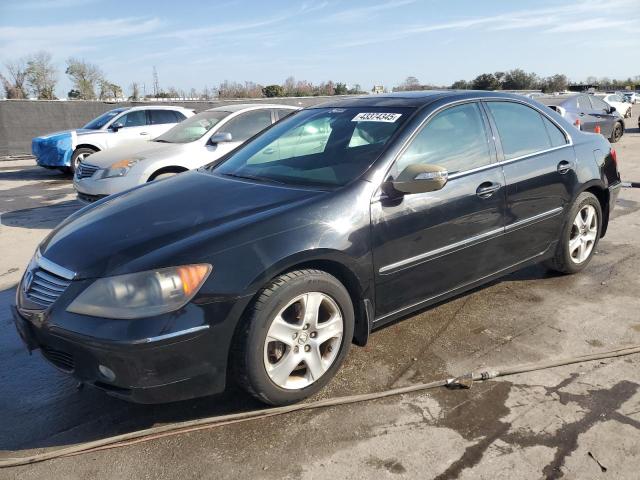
[597,93,632,118]
[32,106,194,173]
[74,104,299,202]
[620,91,637,105]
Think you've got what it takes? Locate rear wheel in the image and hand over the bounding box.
[232,269,354,405]
[70,147,97,174]
[546,192,602,274]
[609,122,623,143]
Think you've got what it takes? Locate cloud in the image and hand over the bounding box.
[322,0,417,23]
[335,0,639,48]
[5,0,99,9]
[0,17,162,58]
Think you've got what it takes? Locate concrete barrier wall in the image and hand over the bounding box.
[0,97,342,156]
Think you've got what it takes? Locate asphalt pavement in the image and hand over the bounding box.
[1,109,640,479]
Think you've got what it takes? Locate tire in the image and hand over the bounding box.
[546,192,602,274]
[609,122,623,143]
[232,269,354,405]
[70,147,97,174]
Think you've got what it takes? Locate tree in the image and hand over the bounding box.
[450,79,469,90]
[130,82,140,101]
[1,58,28,99]
[25,51,57,99]
[333,82,348,95]
[262,84,285,97]
[395,76,421,91]
[347,83,365,94]
[471,73,501,90]
[201,85,212,100]
[189,87,198,99]
[66,58,103,100]
[540,74,567,93]
[501,69,538,90]
[99,80,123,100]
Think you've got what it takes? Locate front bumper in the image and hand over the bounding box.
[11,300,238,403]
[74,172,141,198]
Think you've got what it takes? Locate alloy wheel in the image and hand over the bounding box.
[263,292,343,389]
[569,204,598,264]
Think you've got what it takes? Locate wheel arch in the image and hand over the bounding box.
[74,144,100,154]
[240,251,373,348]
[579,182,610,238]
[147,165,189,182]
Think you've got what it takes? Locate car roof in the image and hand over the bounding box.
[127,105,192,111]
[308,90,540,109]
[205,103,299,113]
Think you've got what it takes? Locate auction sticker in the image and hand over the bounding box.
[352,112,402,122]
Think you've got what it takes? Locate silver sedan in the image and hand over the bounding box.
[73,104,298,202]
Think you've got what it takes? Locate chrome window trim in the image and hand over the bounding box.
[379,226,504,274]
[497,143,573,167]
[35,250,76,280]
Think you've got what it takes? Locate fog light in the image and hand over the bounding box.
[98,364,116,382]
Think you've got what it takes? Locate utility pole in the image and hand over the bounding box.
[152,66,159,98]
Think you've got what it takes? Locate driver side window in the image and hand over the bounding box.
[394,102,492,176]
[115,110,147,128]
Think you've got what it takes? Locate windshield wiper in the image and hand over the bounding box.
[222,172,286,185]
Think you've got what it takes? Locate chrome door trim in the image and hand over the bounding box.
[504,206,564,233]
[379,226,504,275]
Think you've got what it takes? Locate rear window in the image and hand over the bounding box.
[486,101,560,160]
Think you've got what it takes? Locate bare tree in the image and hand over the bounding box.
[25,51,57,99]
[66,58,103,100]
[99,80,123,100]
[1,58,28,99]
[201,85,212,100]
[152,66,160,97]
[130,82,140,101]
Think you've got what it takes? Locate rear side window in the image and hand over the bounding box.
[590,96,609,113]
[395,102,492,175]
[486,102,557,160]
[223,110,273,142]
[149,110,181,125]
[116,110,147,127]
[541,115,568,147]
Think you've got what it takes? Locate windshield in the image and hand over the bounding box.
[82,108,127,130]
[154,111,231,144]
[213,107,413,187]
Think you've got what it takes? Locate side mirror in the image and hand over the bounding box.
[608,106,616,114]
[391,164,448,194]
[111,122,124,132]
[209,132,233,144]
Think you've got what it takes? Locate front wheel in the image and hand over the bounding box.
[232,269,354,405]
[546,192,602,274]
[70,147,97,174]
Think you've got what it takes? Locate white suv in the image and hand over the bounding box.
[32,106,195,173]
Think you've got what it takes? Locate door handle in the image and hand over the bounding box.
[140,132,149,135]
[557,160,573,175]
[476,182,501,198]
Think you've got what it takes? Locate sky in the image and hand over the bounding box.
[1,0,639,97]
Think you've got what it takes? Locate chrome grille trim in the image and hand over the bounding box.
[76,162,100,179]
[22,251,75,309]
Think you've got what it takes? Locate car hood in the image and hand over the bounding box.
[84,141,185,167]
[40,171,325,278]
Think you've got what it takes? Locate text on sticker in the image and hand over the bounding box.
[352,112,402,123]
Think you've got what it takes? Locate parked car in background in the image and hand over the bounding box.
[74,104,298,203]
[621,91,637,104]
[537,94,625,143]
[32,106,195,173]
[13,91,621,405]
[597,93,632,118]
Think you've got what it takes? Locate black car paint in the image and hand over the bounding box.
[13,91,621,403]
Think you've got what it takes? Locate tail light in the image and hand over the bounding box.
[611,148,617,167]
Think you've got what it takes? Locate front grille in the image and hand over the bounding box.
[24,267,71,308]
[41,345,75,372]
[76,162,99,179]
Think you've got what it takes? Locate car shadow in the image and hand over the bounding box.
[1,200,83,229]
[0,165,71,182]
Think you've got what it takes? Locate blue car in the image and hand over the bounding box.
[32,106,194,173]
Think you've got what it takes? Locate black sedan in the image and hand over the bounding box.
[12,91,621,405]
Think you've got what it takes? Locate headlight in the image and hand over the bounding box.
[67,264,212,319]
[100,159,139,179]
